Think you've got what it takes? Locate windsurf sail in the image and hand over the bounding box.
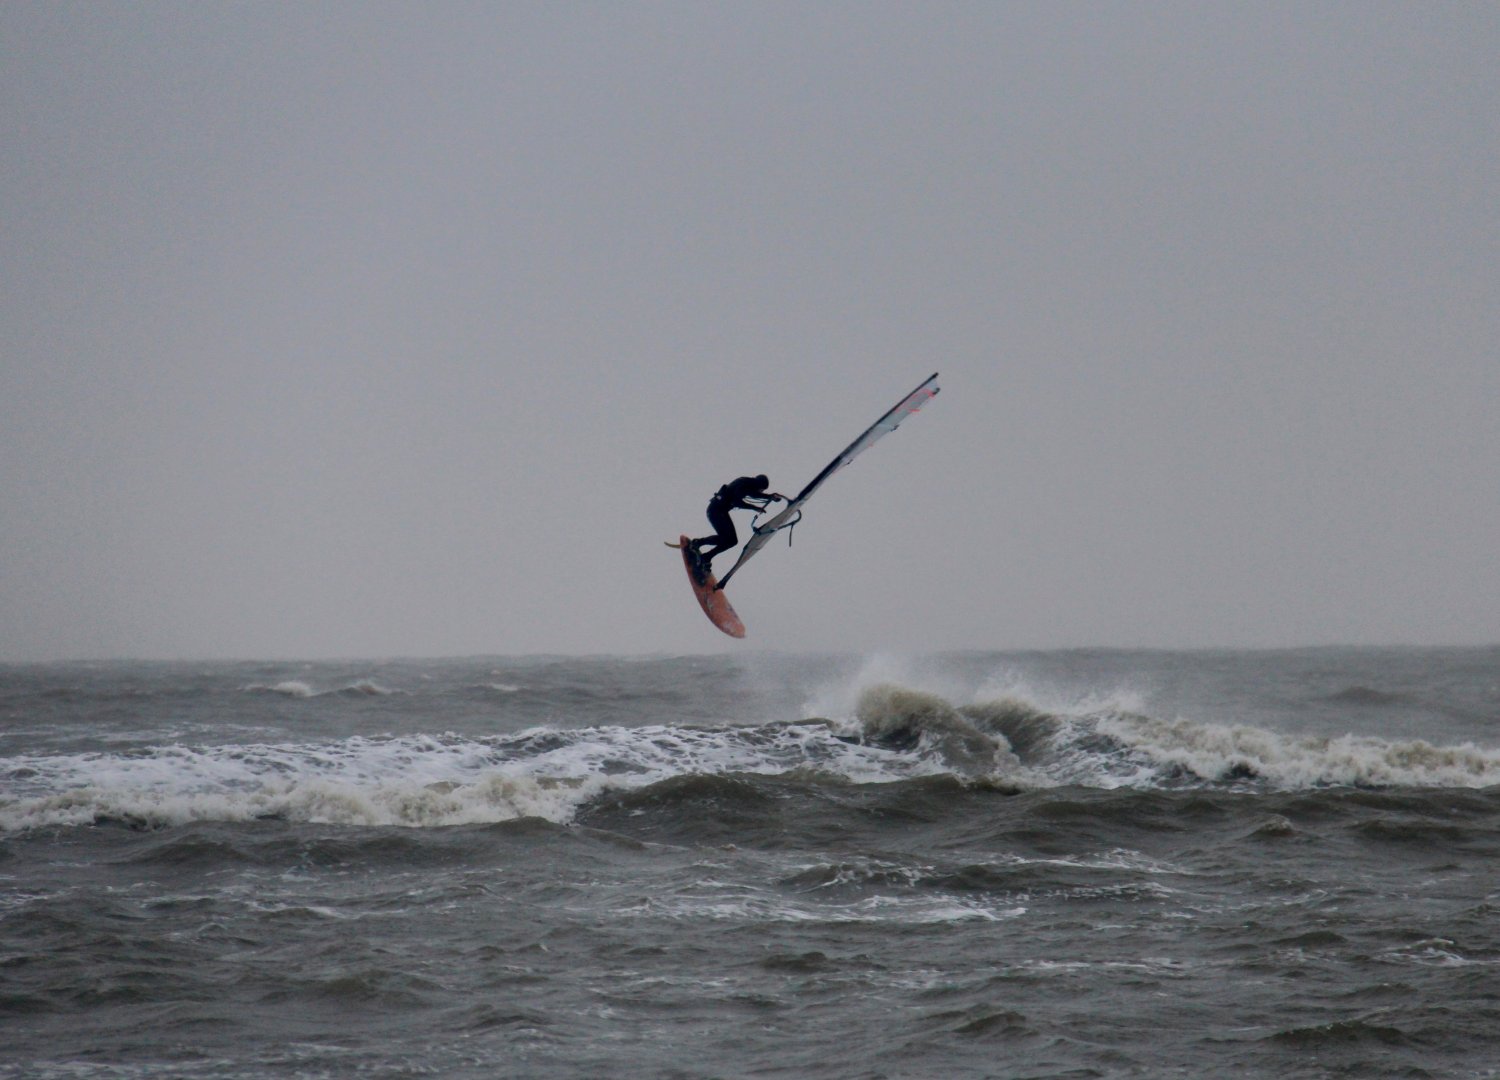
[716,372,940,589]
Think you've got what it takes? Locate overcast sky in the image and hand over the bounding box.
[3,1,1496,660]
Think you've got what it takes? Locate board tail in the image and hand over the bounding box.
[673,534,746,637]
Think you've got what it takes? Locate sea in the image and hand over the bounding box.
[3,648,1499,1079]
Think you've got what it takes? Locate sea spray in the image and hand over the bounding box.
[855,683,1018,775]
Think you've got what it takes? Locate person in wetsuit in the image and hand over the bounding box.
[691,474,787,570]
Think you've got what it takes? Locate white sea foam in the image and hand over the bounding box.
[807,665,1500,791]
[0,717,956,834]
[238,679,405,699]
[1092,712,1500,789]
[8,674,1497,833]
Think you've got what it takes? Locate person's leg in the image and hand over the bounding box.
[693,502,738,563]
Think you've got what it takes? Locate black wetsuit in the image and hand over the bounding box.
[693,476,783,566]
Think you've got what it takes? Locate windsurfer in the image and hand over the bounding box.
[690,475,786,569]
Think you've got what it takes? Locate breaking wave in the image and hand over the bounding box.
[840,681,1500,791]
[5,679,1499,834]
[240,679,405,698]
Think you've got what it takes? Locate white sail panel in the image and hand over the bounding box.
[717,373,940,588]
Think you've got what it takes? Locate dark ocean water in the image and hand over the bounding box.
[3,649,1500,1079]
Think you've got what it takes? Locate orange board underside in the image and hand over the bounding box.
[673,535,746,638]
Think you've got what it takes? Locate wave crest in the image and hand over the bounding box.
[7,677,1499,835]
[855,683,1016,775]
[239,679,404,699]
[1095,712,1500,789]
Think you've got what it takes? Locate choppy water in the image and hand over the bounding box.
[3,649,1499,1078]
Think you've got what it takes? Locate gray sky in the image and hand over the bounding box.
[3,1,1497,660]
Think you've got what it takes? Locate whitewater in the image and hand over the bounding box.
[3,649,1499,1078]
